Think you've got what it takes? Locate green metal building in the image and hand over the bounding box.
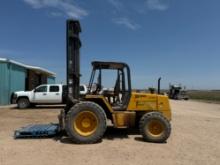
[0,58,56,105]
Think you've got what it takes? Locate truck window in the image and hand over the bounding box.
[35,86,47,93]
[80,85,85,92]
[50,86,59,92]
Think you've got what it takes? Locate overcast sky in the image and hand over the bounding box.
[0,0,219,89]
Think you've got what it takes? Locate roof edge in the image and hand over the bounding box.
[0,58,56,77]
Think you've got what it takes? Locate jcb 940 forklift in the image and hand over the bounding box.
[59,20,172,144]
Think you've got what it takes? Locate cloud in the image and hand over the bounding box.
[113,17,140,30]
[108,1,140,30]
[23,0,88,18]
[146,0,169,11]
[108,0,123,11]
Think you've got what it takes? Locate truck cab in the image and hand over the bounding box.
[30,84,61,103]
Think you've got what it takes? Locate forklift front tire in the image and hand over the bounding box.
[65,102,107,144]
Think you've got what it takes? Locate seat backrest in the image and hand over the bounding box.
[121,91,130,107]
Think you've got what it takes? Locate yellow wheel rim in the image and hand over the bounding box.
[73,111,98,137]
[147,120,164,137]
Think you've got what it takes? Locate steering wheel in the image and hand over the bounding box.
[92,83,102,94]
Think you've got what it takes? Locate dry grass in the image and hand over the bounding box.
[188,90,220,103]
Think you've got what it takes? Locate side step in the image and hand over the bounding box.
[14,124,59,138]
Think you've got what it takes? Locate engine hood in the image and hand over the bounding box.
[14,91,32,96]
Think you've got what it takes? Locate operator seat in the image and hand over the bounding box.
[112,92,130,111]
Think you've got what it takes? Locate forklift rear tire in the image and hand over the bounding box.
[17,98,30,109]
[139,112,171,143]
[65,102,107,144]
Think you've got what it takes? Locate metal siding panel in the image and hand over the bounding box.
[0,62,10,105]
[0,62,26,105]
[47,77,56,84]
[9,64,26,97]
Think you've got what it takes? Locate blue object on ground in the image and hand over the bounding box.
[14,123,59,138]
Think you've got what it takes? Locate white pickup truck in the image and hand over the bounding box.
[11,84,87,109]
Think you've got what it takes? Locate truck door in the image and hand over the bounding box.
[33,85,48,103]
[47,85,62,103]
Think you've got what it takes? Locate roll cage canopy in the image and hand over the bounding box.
[91,61,129,70]
[88,61,132,92]
[88,61,132,109]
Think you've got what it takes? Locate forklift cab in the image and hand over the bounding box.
[87,61,132,111]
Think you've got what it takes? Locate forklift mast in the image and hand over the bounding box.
[66,20,81,103]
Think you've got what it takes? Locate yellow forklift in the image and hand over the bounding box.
[58,20,172,144]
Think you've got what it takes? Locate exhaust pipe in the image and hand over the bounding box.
[158,77,161,94]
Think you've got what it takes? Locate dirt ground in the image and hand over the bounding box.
[0,101,220,165]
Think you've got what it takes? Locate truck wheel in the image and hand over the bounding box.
[139,112,171,143]
[17,98,30,109]
[65,102,107,144]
